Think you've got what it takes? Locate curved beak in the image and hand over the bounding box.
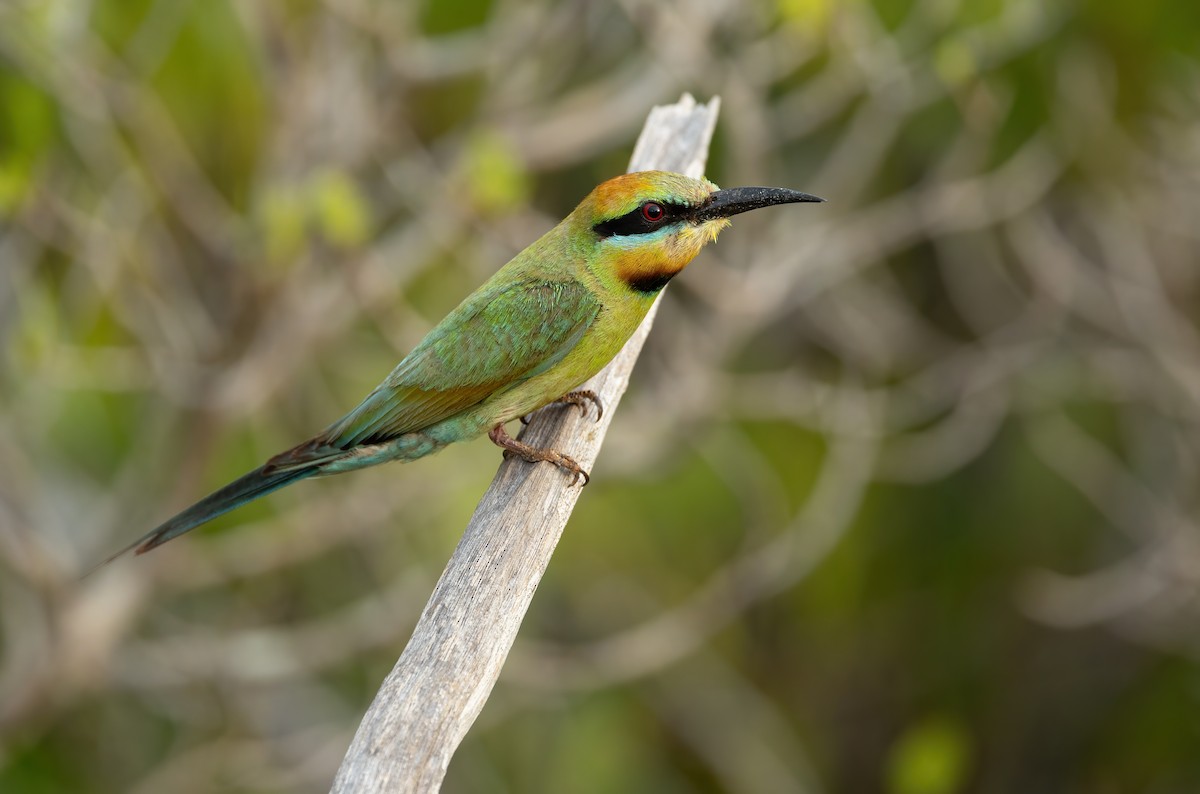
[694,186,824,222]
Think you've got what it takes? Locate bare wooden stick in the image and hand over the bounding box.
[330,94,721,794]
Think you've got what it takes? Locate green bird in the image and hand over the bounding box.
[103,171,821,562]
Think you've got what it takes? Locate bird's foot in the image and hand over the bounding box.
[556,389,604,421]
[488,424,590,486]
[519,389,603,426]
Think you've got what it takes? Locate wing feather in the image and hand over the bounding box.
[314,279,600,452]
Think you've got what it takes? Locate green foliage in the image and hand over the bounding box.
[257,169,372,264]
[312,169,372,249]
[778,0,834,30]
[886,716,971,794]
[420,0,494,35]
[258,182,309,265]
[458,130,531,215]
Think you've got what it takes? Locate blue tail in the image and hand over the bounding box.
[95,463,319,569]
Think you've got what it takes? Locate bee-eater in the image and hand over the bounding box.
[102,171,821,562]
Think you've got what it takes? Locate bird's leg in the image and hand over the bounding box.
[488,424,590,486]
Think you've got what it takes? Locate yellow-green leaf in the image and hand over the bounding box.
[460,130,530,216]
[887,715,971,794]
[312,169,372,249]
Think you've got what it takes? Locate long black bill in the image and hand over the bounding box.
[694,186,824,222]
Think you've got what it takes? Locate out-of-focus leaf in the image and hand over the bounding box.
[143,0,267,206]
[460,130,531,216]
[887,715,972,794]
[0,69,56,169]
[258,183,309,265]
[420,0,493,35]
[7,282,58,376]
[0,162,30,215]
[934,40,977,87]
[49,390,144,480]
[779,0,833,29]
[312,169,372,250]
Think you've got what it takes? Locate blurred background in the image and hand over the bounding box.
[3,0,1200,791]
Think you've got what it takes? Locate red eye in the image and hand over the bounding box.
[641,202,665,222]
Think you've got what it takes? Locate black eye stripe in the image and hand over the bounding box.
[593,202,689,238]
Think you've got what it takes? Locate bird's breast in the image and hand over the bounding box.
[461,300,653,431]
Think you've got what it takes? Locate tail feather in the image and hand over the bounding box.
[92,463,320,571]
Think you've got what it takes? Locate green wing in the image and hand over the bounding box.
[313,278,600,452]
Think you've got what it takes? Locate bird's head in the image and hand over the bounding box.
[571,170,822,294]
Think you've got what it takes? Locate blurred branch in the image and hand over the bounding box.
[330,94,721,794]
[504,389,879,692]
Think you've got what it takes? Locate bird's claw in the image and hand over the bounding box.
[561,459,590,486]
[557,389,603,422]
[520,391,603,427]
